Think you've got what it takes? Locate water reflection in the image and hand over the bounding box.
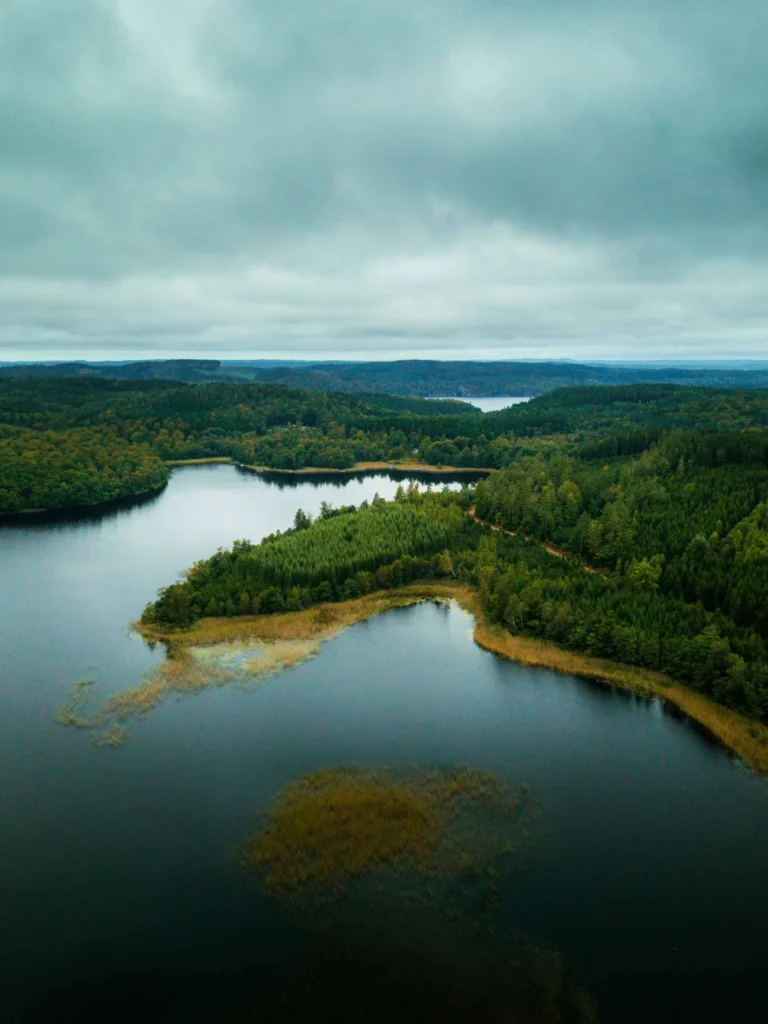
[1,465,766,1024]
[237,465,487,489]
[0,479,169,529]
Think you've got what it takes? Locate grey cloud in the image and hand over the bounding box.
[1,0,768,357]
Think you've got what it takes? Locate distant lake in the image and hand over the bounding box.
[467,396,531,412]
[1,464,766,1022]
[426,396,532,412]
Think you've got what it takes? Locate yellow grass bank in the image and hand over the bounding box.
[137,583,768,774]
[239,460,492,475]
[163,457,233,466]
[162,456,491,474]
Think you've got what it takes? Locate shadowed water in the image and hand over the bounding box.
[1,465,766,1023]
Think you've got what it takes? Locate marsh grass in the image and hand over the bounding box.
[239,459,493,475]
[55,632,328,745]
[64,582,768,770]
[135,587,450,648]
[163,457,233,466]
[93,723,131,747]
[470,610,768,774]
[234,761,599,1024]
[236,764,535,905]
[55,676,98,729]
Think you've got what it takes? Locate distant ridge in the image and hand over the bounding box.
[2,358,768,395]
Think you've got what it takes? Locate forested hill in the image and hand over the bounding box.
[0,379,477,513]
[4,377,768,514]
[251,359,768,396]
[4,358,768,395]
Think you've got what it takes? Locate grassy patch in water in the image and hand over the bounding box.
[54,635,324,746]
[231,765,593,1021]
[58,590,451,746]
[62,581,767,771]
[55,676,98,729]
[236,764,534,901]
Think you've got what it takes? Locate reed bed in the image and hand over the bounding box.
[70,583,768,771]
[470,614,768,774]
[236,764,534,901]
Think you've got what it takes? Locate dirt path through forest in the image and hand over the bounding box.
[467,507,610,579]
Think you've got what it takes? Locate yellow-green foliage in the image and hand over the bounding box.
[62,590,450,746]
[55,635,324,746]
[237,764,533,898]
[471,613,768,774]
[144,501,451,627]
[65,582,768,772]
[0,425,167,513]
[55,677,97,728]
[243,768,441,890]
[94,723,131,747]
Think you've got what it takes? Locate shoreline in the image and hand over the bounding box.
[164,456,492,475]
[137,583,768,775]
[163,457,232,466]
[1,461,489,518]
[240,460,493,475]
[0,480,168,521]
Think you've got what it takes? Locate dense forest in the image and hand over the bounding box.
[131,379,768,724]
[144,496,457,626]
[0,378,474,512]
[4,357,768,394]
[5,370,768,721]
[143,479,768,722]
[5,376,768,512]
[0,426,167,513]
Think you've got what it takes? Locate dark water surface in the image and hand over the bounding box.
[1,465,766,1022]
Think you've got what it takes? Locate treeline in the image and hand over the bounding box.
[0,378,489,512]
[473,431,768,642]
[0,426,167,513]
[5,357,768,393]
[143,483,768,720]
[473,530,768,720]
[142,494,462,626]
[6,375,768,515]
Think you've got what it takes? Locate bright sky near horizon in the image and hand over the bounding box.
[2,1,768,361]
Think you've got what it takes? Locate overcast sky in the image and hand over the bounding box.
[2,0,768,362]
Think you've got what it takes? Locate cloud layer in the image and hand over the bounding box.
[2,0,768,359]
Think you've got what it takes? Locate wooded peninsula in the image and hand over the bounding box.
[132,380,768,765]
[5,374,768,765]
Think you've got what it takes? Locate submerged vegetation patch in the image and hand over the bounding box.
[236,764,536,904]
[58,584,768,770]
[57,591,448,746]
[54,636,324,746]
[231,765,597,1021]
[246,934,598,1024]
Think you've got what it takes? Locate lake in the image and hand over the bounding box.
[426,396,532,412]
[1,464,766,1022]
[467,396,531,412]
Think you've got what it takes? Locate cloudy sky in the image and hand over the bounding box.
[2,0,768,361]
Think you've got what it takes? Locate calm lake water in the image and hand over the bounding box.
[468,396,531,412]
[1,464,766,1022]
[426,396,531,412]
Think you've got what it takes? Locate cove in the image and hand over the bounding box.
[1,464,766,1023]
